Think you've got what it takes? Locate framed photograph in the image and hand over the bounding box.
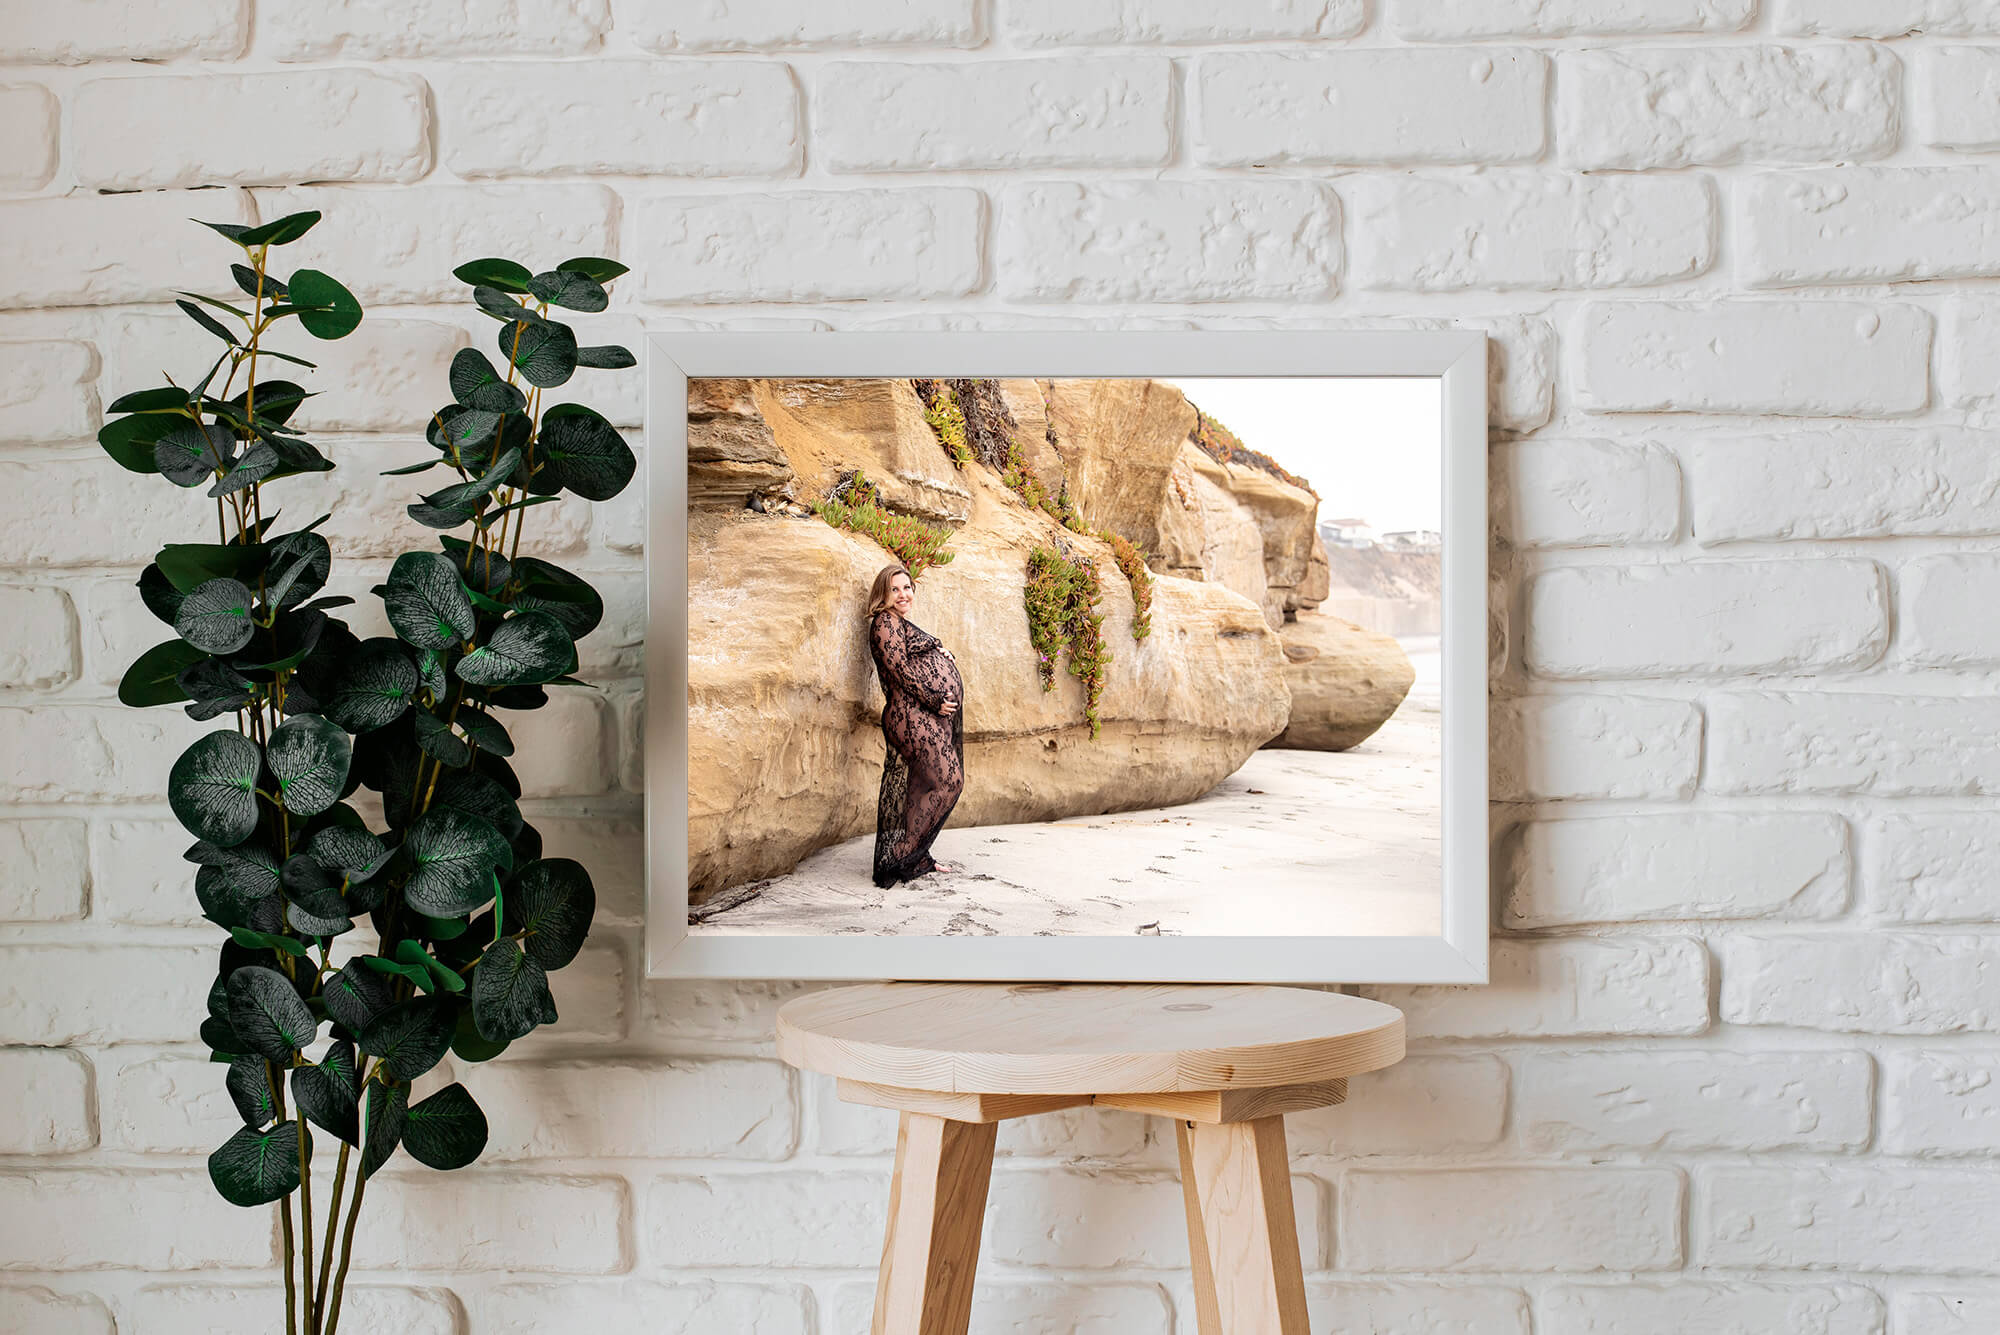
[644,332,1487,983]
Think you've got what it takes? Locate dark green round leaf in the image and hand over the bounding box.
[429,770,523,841]
[471,936,549,1044]
[138,565,187,626]
[231,263,289,301]
[287,268,362,340]
[108,386,193,414]
[574,343,636,370]
[556,256,628,282]
[292,1039,360,1145]
[383,551,477,652]
[265,713,351,817]
[457,711,514,757]
[526,269,607,312]
[225,1054,277,1127]
[402,1083,488,1170]
[265,530,331,610]
[538,404,635,501]
[357,997,454,1082]
[175,578,257,655]
[498,316,576,389]
[448,347,526,413]
[409,447,522,530]
[505,858,595,970]
[326,640,418,733]
[156,421,236,488]
[209,1120,304,1207]
[450,1005,509,1063]
[360,1080,408,1178]
[510,558,604,639]
[308,825,391,885]
[202,1014,250,1056]
[157,540,265,594]
[281,854,348,918]
[323,960,394,1035]
[402,807,510,917]
[211,840,284,901]
[177,656,255,721]
[414,711,470,768]
[455,258,533,292]
[98,411,173,473]
[226,965,317,1063]
[228,926,310,957]
[240,210,322,247]
[120,639,205,708]
[415,647,447,700]
[169,730,262,846]
[195,864,260,930]
[455,611,574,687]
[207,441,281,498]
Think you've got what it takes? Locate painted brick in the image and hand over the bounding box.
[833,1280,1172,1332]
[646,1171,883,1268]
[636,190,981,304]
[471,1280,808,1334]
[1540,1282,1884,1335]
[1704,1166,2000,1271]
[0,0,245,63]
[499,689,614,797]
[1897,1290,2000,1334]
[128,1285,460,1335]
[1884,1052,2000,1156]
[90,819,203,927]
[0,191,254,307]
[986,1169,1323,1269]
[1339,1167,1683,1272]
[1945,294,2000,406]
[0,85,56,191]
[439,60,800,178]
[345,1172,627,1272]
[1490,695,1701,801]
[96,1049,238,1155]
[0,340,96,443]
[998,181,1340,303]
[1307,1283,1532,1334]
[249,185,618,306]
[1907,555,2000,665]
[0,1288,113,1335]
[78,577,172,690]
[628,0,975,49]
[1007,0,1362,42]
[1720,933,2000,1033]
[0,945,210,1045]
[1865,814,2000,923]
[0,707,207,802]
[1559,45,1900,170]
[466,1058,794,1160]
[74,71,429,189]
[813,1081,1149,1160]
[1398,0,1753,39]
[1516,1050,1872,1153]
[817,58,1171,171]
[510,942,627,1046]
[1496,439,1680,548]
[1778,0,2000,35]
[1197,49,1547,166]
[1743,168,2000,287]
[0,585,78,689]
[641,978,824,1041]
[1919,46,2000,151]
[1524,560,1885,679]
[0,819,87,922]
[1689,429,2000,542]
[1369,938,1711,1039]
[1709,692,2000,796]
[266,0,607,58]
[0,1049,93,1154]
[1289,1054,1510,1156]
[0,1170,272,1269]
[1574,301,1931,417]
[1347,173,1713,291]
[1505,814,1849,927]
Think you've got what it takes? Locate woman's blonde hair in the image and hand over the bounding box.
[866,563,912,617]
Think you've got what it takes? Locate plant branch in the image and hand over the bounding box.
[311,1139,350,1329]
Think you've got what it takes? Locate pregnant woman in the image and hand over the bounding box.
[866,563,965,888]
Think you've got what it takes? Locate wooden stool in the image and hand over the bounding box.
[776,982,1405,1335]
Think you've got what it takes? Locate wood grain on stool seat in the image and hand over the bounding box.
[776,982,1404,1095]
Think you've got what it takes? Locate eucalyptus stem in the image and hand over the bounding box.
[312,1140,351,1329]
[297,1113,315,1334]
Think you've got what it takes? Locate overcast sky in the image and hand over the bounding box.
[1163,376,1442,533]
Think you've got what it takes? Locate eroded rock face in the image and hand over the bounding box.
[1154,442,1321,630]
[1267,611,1416,753]
[687,379,1293,898]
[1041,376,1197,553]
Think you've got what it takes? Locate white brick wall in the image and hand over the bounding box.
[4,4,1996,1330]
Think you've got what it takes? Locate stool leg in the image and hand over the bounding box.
[872,1112,998,1335]
[1175,1115,1310,1335]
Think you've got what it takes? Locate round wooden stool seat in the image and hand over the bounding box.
[776,983,1407,1335]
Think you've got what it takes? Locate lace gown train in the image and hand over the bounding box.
[868,609,965,888]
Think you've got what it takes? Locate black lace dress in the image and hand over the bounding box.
[868,608,965,888]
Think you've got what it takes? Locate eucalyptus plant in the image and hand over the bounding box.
[98,211,636,1335]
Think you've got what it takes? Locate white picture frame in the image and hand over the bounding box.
[644,331,1488,984]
